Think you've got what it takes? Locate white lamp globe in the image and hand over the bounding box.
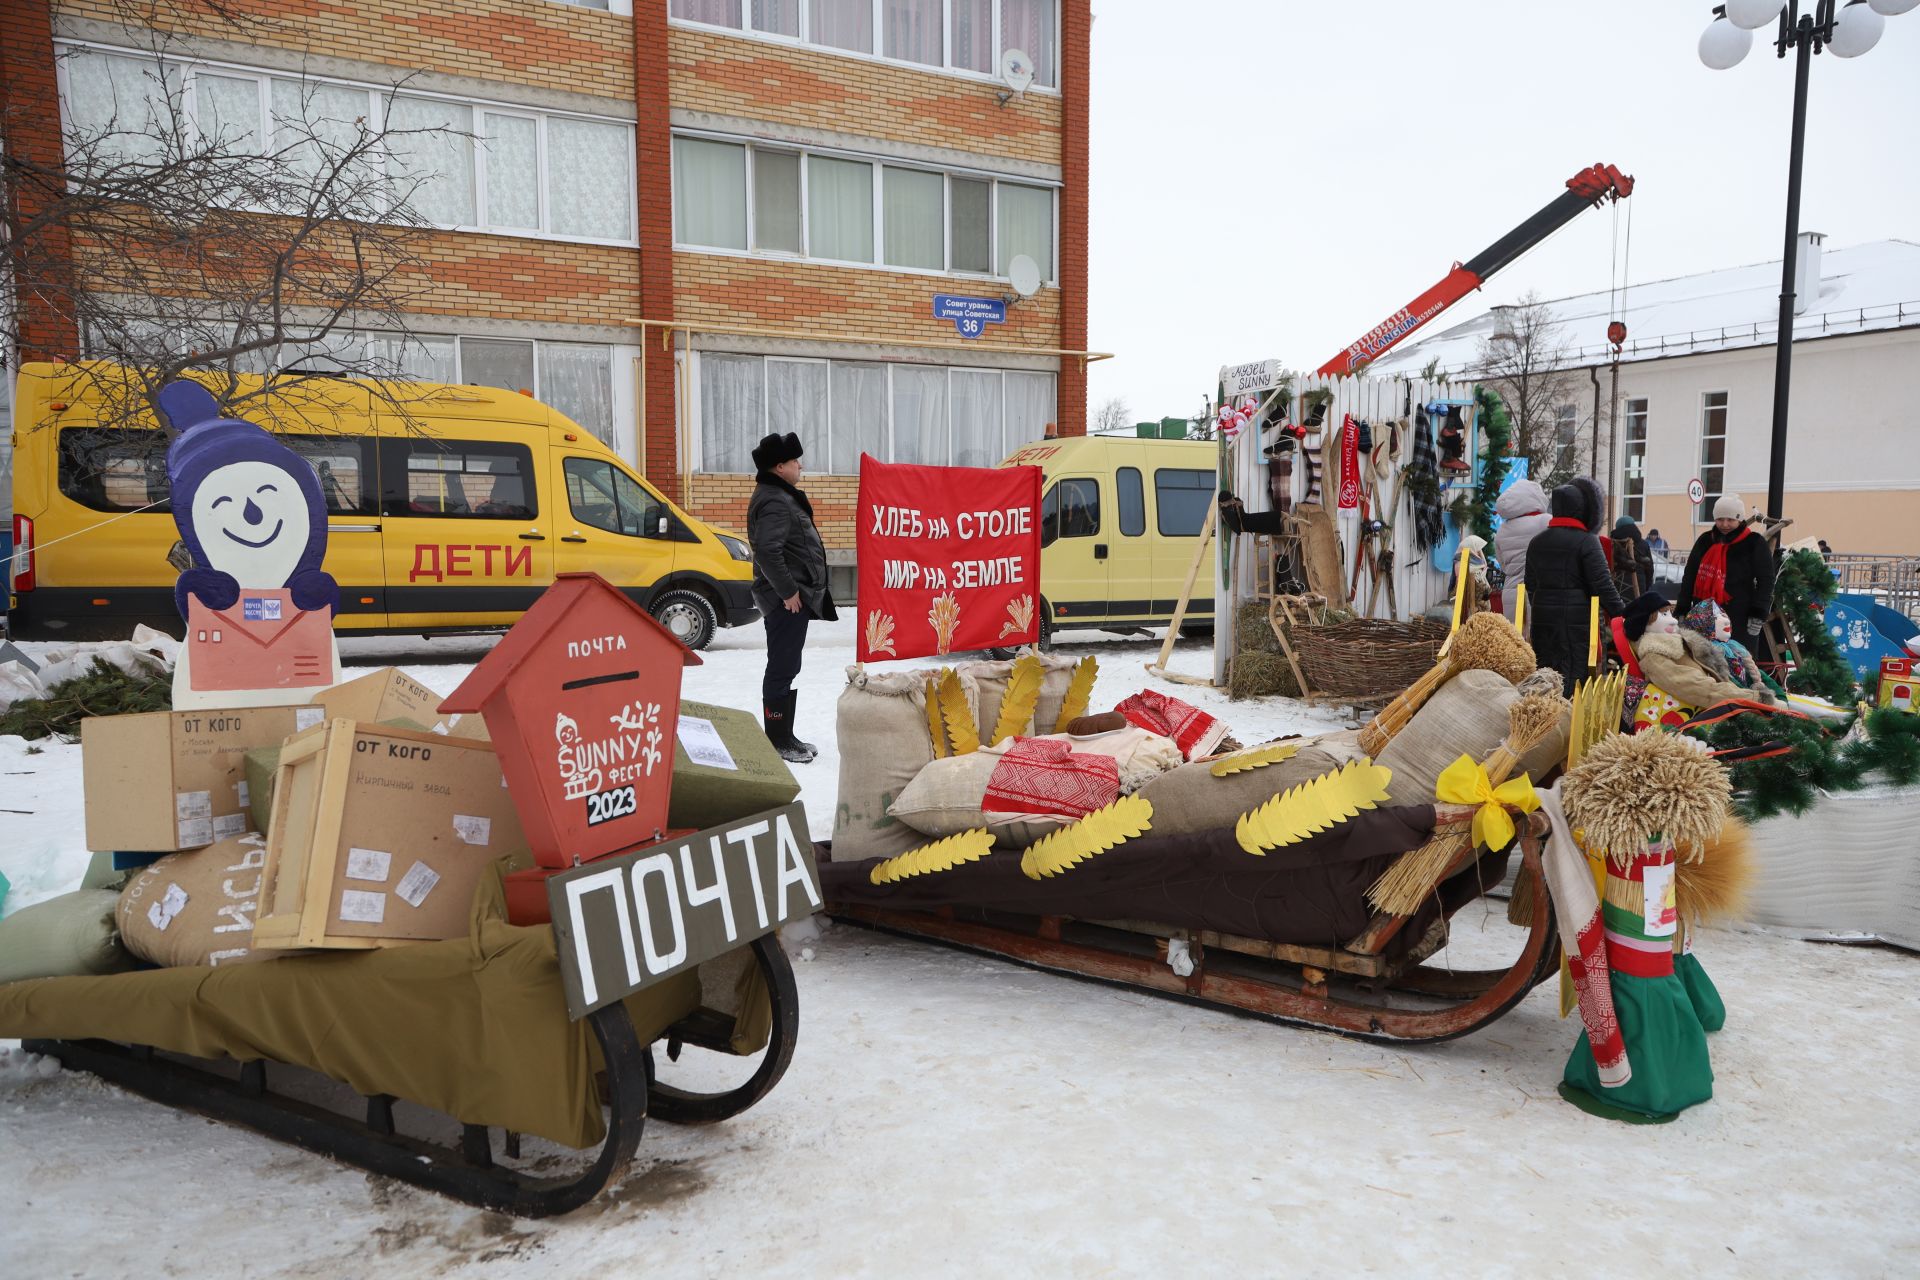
[1867,0,1919,16]
[1829,0,1886,55]
[1699,16,1755,68]
[1725,0,1786,30]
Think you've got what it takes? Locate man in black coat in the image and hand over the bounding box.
[1612,514,1655,599]
[747,431,837,763]
[1678,494,1774,662]
[1525,483,1628,694]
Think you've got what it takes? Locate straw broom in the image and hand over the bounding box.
[1369,685,1569,918]
[1357,612,1538,757]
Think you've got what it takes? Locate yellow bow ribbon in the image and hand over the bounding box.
[1435,754,1540,851]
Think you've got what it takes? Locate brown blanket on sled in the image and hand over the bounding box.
[0,862,770,1150]
[822,804,1503,957]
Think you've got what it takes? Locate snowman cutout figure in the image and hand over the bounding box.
[161,381,343,708]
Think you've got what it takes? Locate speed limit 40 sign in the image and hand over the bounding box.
[1687,477,1706,505]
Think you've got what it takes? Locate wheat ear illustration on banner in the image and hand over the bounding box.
[865,609,897,657]
[929,591,961,655]
[999,593,1036,639]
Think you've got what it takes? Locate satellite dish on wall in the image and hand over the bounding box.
[1007,254,1043,302]
[997,48,1035,105]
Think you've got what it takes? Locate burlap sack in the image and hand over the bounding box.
[830,666,979,862]
[1375,668,1566,806]
[959,653,1085,744]
[117,832,273,968]
[0,890,129,984]
[1138,729,1368,838]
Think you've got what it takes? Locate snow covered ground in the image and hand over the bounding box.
[2,621,1917,1277]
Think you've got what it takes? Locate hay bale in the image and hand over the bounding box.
[1229,651,1300,700]
[1236,603,1282,655]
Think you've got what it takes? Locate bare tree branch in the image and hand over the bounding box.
[1472,292,1590,489]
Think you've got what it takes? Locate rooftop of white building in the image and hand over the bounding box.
[1366,237,1920,377]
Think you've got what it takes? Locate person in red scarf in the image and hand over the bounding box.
[1677,494,1775,662]
[1525,483,1628,694]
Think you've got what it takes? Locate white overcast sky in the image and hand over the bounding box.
[1083,0,1920,425]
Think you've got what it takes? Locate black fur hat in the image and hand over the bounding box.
[1571,476,1606,533]
[1621,591,1669,643]
[751,431,804,471]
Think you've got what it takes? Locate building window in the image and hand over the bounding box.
[56,45,638,245]
[698,355,1055,473]
[671,0,1059,89]
[807,154,875,262]
[1698,391,1728,521]
[671,134,1057,281]
[1621,398,1649,523]
[1553,403,1579,475]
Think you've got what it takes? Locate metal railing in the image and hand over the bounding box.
[1826,553,1920,622]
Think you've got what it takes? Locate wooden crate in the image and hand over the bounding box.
[255,719,526,950]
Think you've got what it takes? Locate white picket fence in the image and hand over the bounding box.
[1211,371,1483,685]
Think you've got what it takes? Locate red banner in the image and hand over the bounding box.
[856,457,1042,662]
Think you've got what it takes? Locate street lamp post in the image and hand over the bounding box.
[1697,0,1913,522]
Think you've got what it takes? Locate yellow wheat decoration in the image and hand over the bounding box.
[929,591,962,655]
[1050,655,1099,732]
[1208,741,1304,777]
[865,610,897,657]
[870,828,996,885]
[1020,796,1154,880]
[924,674,949,759]
[989,653,1045,746]
[937,667,979,754]
[1567,669,1627,770]
[999,594,1036,639]
[1234,758,1394,855]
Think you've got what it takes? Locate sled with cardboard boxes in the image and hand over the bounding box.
[0,574,816,1216]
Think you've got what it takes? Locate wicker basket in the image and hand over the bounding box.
[1294,617,1449,700]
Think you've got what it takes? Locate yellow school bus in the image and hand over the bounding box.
[999,435,1217,641]
[7,363,755,648]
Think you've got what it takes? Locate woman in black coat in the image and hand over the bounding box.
[747,431,837,763]
[1677,494,1774,662]
[1611,514,1655,600]
[1525,483,1628,694]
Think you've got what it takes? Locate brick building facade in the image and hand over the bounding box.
[1,0,1093,569]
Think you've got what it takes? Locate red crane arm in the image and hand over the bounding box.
[1316,163,1634,378]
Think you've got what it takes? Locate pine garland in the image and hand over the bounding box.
[1686,706,1920,822]
[0,658,172,740]
[1467,387,1514,543]
[1773,548,1858,703]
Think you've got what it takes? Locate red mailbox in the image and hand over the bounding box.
[440,573,701,868]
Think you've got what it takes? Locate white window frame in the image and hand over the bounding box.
[671,129,1057,283]
[56,41,638,247]
[1697,390,1729,524]
[687,351,1054,474]
[1621,397,1649,524]
[669,0,1063,94]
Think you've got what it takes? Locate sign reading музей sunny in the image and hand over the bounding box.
[855,457,1043,662]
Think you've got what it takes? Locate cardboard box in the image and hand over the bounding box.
[243,712,439,835]
[1880,658,1916,714]
[430,710,490,742]
[82,705,324,853]
[317,667,443,726]
[667,700,801,832]
[254,720,528,949]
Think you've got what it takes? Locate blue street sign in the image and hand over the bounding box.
[933,294,1007,339]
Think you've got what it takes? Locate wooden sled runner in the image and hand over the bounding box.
[826,817,1558,1046]
[19,934,798,1218]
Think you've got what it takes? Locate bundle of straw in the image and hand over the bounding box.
[1371,684,1569,918]
[1357,613,1537,756]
